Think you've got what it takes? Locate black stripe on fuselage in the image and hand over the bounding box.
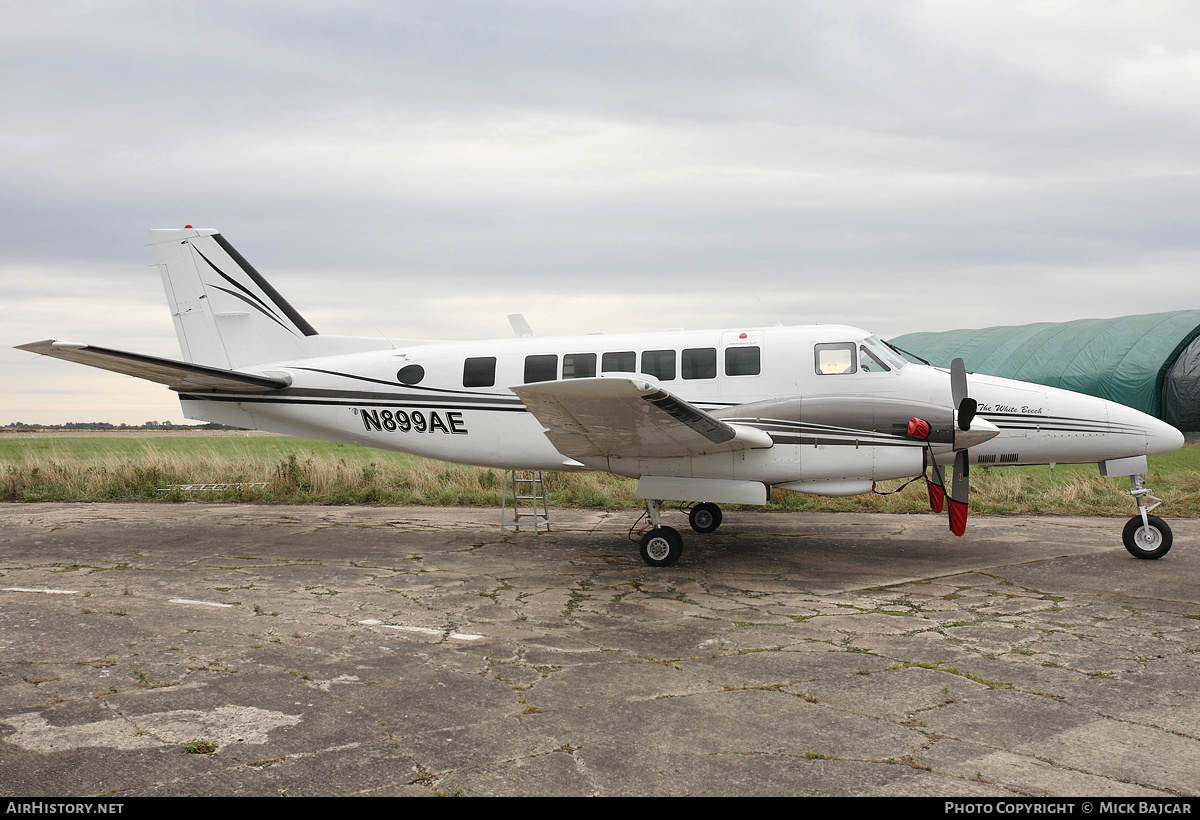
[292,367,520,400]
[176,390,529,412]
[175,382,524,406]
[766,434,921,448]
[174,382,1151,444]
[980,412,1146,435]
[721,417,907,438]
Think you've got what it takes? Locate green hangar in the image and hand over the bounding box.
[889,311,1200,433]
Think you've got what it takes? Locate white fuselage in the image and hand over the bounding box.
[174,323,1183,493]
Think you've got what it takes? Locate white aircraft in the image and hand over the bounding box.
[18,228,1185,566]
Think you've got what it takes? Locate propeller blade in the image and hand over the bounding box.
[950,358,980,434]
[927,460,946,514]
[950,357,968,408]
[948,450,969,536]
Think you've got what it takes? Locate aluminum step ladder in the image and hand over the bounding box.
[501,470,550,533]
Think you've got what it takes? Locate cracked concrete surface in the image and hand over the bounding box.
[0,503,1197,796]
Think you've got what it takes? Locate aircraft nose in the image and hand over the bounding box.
[1146,416,1185,456]
[1103,399,1184,457]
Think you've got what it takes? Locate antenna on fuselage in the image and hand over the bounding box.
[371,325,398,350]
[749,292,784,327]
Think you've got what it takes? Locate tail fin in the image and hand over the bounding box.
[151,228,318,369]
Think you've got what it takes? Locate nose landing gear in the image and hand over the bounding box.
[1123,474,1173,559]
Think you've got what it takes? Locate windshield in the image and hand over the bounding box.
[862,335,906,372]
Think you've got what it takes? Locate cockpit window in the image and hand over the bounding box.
[815,343,856,375]
[858,345,890,373]
[863,335,907,371]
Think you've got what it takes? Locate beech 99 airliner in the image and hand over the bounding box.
[18,228,1184,566]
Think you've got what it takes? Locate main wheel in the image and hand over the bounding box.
[1122,514,1173,559]
[688,502,723,534]
[639,526,683,567]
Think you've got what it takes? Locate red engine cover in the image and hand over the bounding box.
[907,417,931,440]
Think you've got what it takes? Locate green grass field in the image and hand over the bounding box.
[2,433,1198,517]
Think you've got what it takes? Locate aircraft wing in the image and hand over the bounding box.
[15,340,290,393]
[512,377,772,460]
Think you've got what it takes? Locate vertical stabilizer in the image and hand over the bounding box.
[151,228,318,368]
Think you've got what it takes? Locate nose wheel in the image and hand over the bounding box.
[1123,514,1173,559]
[1123,474,1173,559]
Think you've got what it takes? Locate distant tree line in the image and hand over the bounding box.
[2,421,237,431]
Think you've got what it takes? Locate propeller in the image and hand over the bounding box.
[947,357,973,536]
[906,364,999,531]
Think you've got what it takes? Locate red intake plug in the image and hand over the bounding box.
[907,417,931,440]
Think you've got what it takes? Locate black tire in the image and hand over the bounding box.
[639,526,683,567]
[1122,514,1173,559]
[688,502,723,534]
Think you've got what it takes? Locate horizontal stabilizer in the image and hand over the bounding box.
[15,340,291,393]
[513,376,772,460]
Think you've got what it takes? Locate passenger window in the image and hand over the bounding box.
[563,353,596,379]
[815,343,856,375]
[682,348,717,380]
[523,354,558,384]
[397,364,425,385]
[602,351,636,373]
[725,346,761,376]
[463,356,497,387]
[641,349,676,381]
[858,344,890,373]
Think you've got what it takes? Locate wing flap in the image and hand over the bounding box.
[512,377,771,460]
[15,340,290,393]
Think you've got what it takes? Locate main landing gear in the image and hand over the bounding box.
[1123,474,1173,559]
[637,499,724,566]
[688,502,723,534]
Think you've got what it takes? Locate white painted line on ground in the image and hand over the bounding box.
[3,587,77,595]
[380,624,442,636]
[358,620,485,641]
[169,598,235,608]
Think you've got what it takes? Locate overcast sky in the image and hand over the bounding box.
[5,1,1200,424]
